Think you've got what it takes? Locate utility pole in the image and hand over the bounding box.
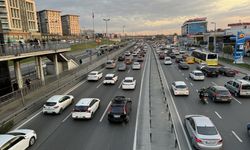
[211,22,217,52]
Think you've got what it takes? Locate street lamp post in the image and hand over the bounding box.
[211,22,217,52]
[103,18,110,60]
[123,25,125,40]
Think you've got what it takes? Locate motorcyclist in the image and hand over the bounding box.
[199,87,207,101]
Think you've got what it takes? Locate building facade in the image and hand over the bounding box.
[61,15,80,36]
[0,0,39,43]
[37,9,63,38]
[225,22,250,36]
[181,17,207,36]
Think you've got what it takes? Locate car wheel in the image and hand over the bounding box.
[58,108,63,114]
[90,112,94,119]
[29,137,36,147]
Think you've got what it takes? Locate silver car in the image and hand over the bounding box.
[184,115,223,149]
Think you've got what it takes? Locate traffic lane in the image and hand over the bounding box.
[33,55,147,150]
[161,61,250,149]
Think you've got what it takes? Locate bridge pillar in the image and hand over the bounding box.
[54,54,59,76]
[14,60,23,89]
[35,57,41,79]
[37,56,45,85]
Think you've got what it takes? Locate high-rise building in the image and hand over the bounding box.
[37,9,63,37]
[61,14,80,36]
[0,0,39,42]
[181,17,207,36]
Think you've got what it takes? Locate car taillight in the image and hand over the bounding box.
[195,137,202,143]
[124,107,127,114]
[54,106,59,109]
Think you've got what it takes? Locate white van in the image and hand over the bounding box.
[224,79,250,97]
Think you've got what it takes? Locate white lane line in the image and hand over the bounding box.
[178,69,181,72]
[232,97,242,104]
[232,130,243,143]
[96,82,103,88]
[196,89,199,93]
[15,78,89,129]
[99,101,112,122]
[118,81,123,89]
[214,111,222,119]
[128,68,131,73]
[185,77,188,81]
[190,83,193,86]
[133,46,150,150]
[182,73,185,76]
[62,113,72,122]
[211,82,217,86]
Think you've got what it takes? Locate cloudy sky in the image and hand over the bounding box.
[36,0,250,35]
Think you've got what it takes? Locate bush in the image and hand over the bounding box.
[0,120,14,134]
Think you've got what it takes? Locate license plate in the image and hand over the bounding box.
[114,115,120,118]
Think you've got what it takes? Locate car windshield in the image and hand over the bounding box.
[106,62,112,64]
[111,106,124,113]
[105,76,113,80]
[197,126,218,135]
[242,85,250,90]
[124,79,133,83]
[207,54,217,59]
[89,73,97,76]
[45,102,56,106]
[74,106,88,112]
[194,72,203,76]
[176,85,186,89]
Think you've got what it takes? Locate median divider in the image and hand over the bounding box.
[0,42,135,132]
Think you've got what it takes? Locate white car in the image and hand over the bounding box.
[179,50,186,54]
[184,115,223,149]
[0,129,37,150]
[103,74,118,84]
[132,62,141,70]
[72,98,100,119]
[171,81,189,96]
[43,95,74,114]
[189,70,205,81]
[122,77,136,90]
[164,57,172,65]
[87,71,103,81]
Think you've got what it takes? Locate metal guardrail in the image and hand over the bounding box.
[0,42,135,131]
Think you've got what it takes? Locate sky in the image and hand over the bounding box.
[36,0,250,35]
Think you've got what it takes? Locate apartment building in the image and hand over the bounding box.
[0,0,39,42]
[61,14,80,36]
[37,9,63,38]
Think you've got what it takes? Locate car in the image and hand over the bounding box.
[72,98,100,119]
[164,57,172,65]
[219,67,236,77]
[175,57,184,63]
[196,62,207,70]
[185,57,195,64]
[179,50,186,54]
[189,70,205,81]
[184,115,223,149]
[137,56,144,62]
[124,51,131,56]
[182,54,189,60]
[224,79,250,97]
[243,75,250,81]
[169,53,176,59]
[125,58,133,65]
[132,62,141,70]
[105,60,116,69]
[103,74,118,84]
[122,77,136,90]
[43,95,74,114]
[118,63,127,71]
[178,62,189,70]
[0,129,37,150]
[118,55,125,61]
[201,66,219,77]
[206,86,232,103]
[159,53,165,59]
[87,71,103,81]
[132,52,138,57]
[107,96,132,123]
[171,81,189,96]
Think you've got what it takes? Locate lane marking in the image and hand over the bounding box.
[190,83,193,86]
[232,130,243,143]
[232,97,242,104]
[211,82,217,86]
[127,68,131,73]
[133,45,150,150]
[196,89,199,93]
[62,113,72,122]
[118,81,123,89]
[96,82,103,88]
[99,101,112,122]
[185,77,188,81]
[214,111,222,119]
[182,73,185,76]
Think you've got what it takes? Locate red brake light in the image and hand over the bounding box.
[195,137,202,143]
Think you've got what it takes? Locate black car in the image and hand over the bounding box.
[201,66,219,77]
[219,67,236,77]
[108,96,132,123]
[243,75,250,81]
[118,63,127,71]
[169,53,176,59]
[205,86,232,103]
[178,62,189,70]
[175,57,184,63]
[118,55,125,61]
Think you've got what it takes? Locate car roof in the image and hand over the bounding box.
[90,71,98,74]
[105,74,115,77]
[133,62,140,64]
[174,81,186,85]
[235,79,250,84]
[47,95,65,102]
[213,86,228,91]
[192,70,202,73]
[125,77,134,80]
[76,98,95,106]
[0,135,15,147]
[193,116,214,127]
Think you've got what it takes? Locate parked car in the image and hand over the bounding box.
[219,66,236,77]
[108,96,132,123]
[171,81,189,96]
[201,66,219,77]
[103,74,118,84]
[105,60,116,69]
[184,115,223,149]
[132,62,141,70]
[206,86,232,103]
[87,71,103,81]
[72,98,100,119]
[0,129,37,150]
[43,95,74,114]
[118,63,127,71]
[224,79,250,97]
[122,77,136,90]
[178,62,190,70]
[189,70,205,81]
[164,57,172,65]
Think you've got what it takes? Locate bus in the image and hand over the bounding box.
[191,50,218,66]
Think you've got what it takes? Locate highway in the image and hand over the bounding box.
[16,46,150,150]
[156,46,250,149]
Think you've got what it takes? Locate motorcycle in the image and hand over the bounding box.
[199,92,209,104]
